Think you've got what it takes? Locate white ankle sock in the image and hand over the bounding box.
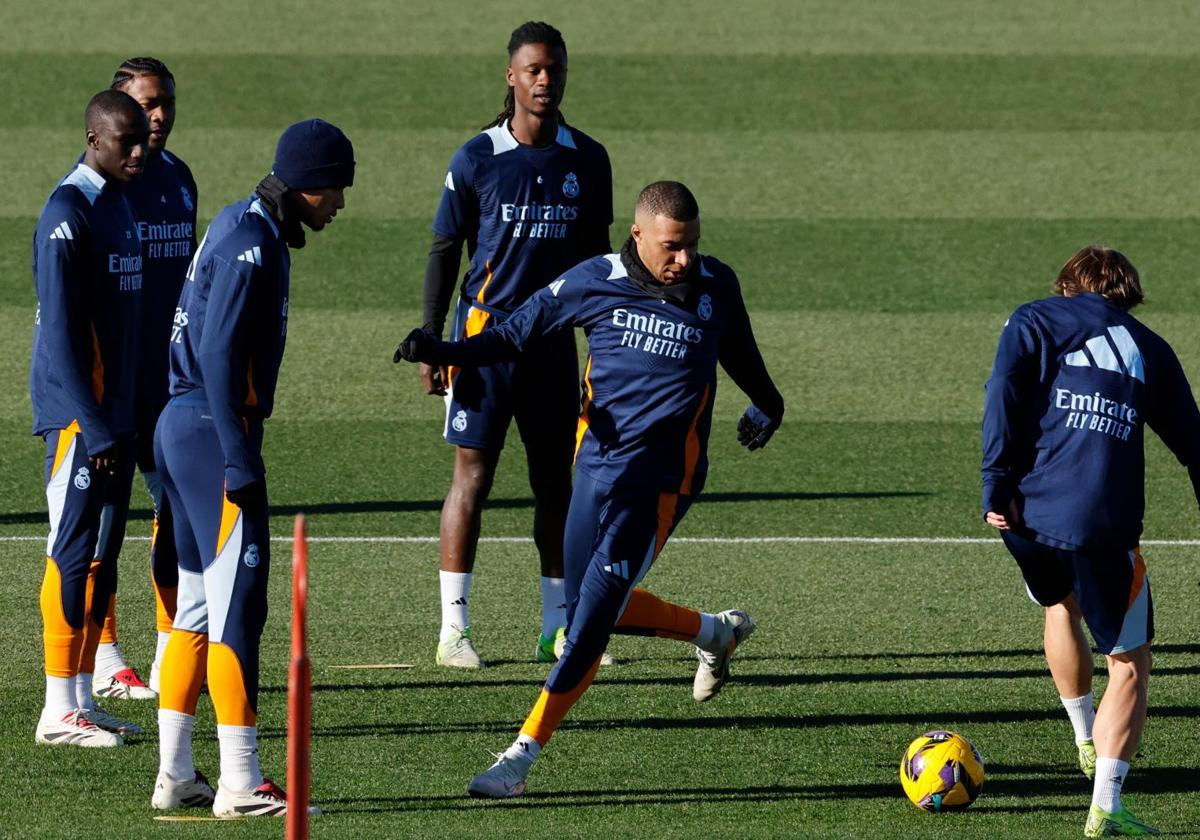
[440,571,473,640]
[540,577,566,637]
[1092,757,1129,812]
[95,641,127,678]
[1060,692,1095,743]
[217,724,263,791]
[692,613,719,650]
[44,675,75,716]
[505,733,541,766]
[75,673,95,709]
[159,709,196,780]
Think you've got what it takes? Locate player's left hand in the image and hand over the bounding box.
[737,405,781,450]
[394,328,434,364]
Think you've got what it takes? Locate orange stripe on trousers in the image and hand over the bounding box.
[519,656,603,746]
[160,629,207,715]
[208,642,257,726]
[1128,548,1147,610]
[40,559,82,677]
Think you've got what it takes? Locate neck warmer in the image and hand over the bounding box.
[619,236,698,306]
[254,173,306,249]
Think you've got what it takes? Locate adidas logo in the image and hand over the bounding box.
[603,560,630,579]
[450,597,467,606]
[548,278,566,296]
[1064,325,1144,382]
[237,246,263,265]
[48,222,74,241]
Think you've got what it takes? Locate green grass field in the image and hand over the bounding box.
[1,1,1198,837]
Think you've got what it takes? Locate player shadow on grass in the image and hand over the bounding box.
[258,661,1200,697]
[0,490,930,524]
[258,705,1200,741]
[310,766,1195,814]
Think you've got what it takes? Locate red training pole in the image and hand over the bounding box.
[287,515,312,839]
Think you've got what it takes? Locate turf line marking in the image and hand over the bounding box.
[3,535,1200,546]
[327,663,415,670]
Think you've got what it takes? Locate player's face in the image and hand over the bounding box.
[507,42,567,120]
[121,74,176,153]
[632,213,701,285]
[87,108,149,183]
[290,187,347,231]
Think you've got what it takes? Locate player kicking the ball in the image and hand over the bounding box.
[983,246,1200,837]
[396,181,784,797]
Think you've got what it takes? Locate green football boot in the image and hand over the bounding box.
[1078,739,1097,780]
[1084,804,1161,837]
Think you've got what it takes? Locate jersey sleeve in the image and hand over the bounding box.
[585,145,614,255]
[34,197,114,454]
[716,269,784,419]
[981,307,1042,517]
[433,270,586,367]
[431,147,479,241]
[1143,340,1200,511]
[195,254,263,490]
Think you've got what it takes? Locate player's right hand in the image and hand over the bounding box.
[394,328,433,364]
[419,362,448,396]
[89,446,118,475]
[737,405,781,450]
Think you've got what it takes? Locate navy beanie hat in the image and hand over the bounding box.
[272,119,355,190]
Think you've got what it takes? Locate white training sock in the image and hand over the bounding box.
[159,709,196,781]
[217,724,263,792]
[75,673,95,710]
[1092,757,1129,812]
[692,613,719,650]
[95,641,127,678]
[1060,692,1096,743]
[540,577,566,637]
[440,571,473,640]
[44,675,75,716]
[505,733,542,767]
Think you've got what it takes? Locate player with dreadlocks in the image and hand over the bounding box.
[414,21,614,668]
[87,56,198,702]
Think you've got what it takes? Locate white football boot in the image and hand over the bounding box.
[436,627,483,669]
[151,770,216,809]
[212,778,321,819]
[94,666,157,700]
[693,609,756,702]
[551,627,615,666]
[80,704,144,736]
[467,751,531,799]
[34,708,123,747]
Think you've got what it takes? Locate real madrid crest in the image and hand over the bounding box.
[243,543,260,568]
[181,185,194,212]
[697,293,713,321]
[562,172,580,198]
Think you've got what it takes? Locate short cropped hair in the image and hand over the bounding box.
[636,181,699,222]
[111,56,174,90]
[85,89,142,130]
[1054,245,1144,310]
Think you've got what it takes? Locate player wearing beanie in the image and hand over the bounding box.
[150,119,353,817]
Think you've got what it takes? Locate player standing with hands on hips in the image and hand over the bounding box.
[417,21,613,668]
[150,119,353,818]
[982,246,1200,838]
[396,181,784,797]
[31,90,149,748]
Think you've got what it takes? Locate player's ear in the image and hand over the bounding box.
[506,64,516,88]
[630,223,641,243]
[85,128,99,150]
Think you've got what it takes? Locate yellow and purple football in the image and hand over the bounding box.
[899,730,985,812]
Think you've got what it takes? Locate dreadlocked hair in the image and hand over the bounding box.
[111,56,174,90]
[482,21,567,129]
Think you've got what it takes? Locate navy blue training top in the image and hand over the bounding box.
[982,292,1200,550]
[432,253,783,494]
[123,149,198,423]
[30,162,143,455]
[433,121,612,317]
[169,196,290,490]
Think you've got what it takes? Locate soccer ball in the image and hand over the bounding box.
[899,730,985,812]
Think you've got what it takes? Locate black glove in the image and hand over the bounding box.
[226,480,267,514]
[394,328,434,364]
[737,405,781,451]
